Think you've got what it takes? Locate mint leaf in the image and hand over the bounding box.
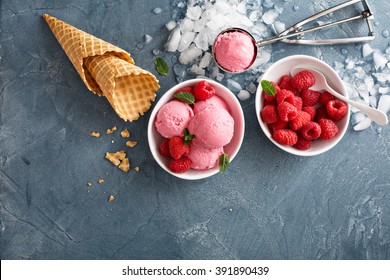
[183,128,195,146]
[219,153,230,173]
[174,92,195,105]
[155,57,169,76]
[261,80,276,97]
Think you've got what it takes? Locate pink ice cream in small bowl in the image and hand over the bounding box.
[147,79,245,180]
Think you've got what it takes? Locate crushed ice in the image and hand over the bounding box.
[156,0,389,132]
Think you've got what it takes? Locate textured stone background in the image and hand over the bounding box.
[1,0,389,259]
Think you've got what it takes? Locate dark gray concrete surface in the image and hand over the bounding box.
[1,0,389,259]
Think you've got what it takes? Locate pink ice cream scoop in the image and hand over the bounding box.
[213,29,257,73]
[188,143,224,170]
[155,100,194,138]
[193,95,229,115]
[188,107,234,149]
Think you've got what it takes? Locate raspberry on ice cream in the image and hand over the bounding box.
[155,100,194,138]
[187,143,224,170]
[188,106,234,149]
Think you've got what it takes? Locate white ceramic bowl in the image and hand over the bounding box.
[255,55,350,156]
[148,78,245,180]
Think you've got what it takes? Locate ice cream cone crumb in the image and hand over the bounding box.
[126,140,138,147]
[106,126,117,134]
[134,166,140,172]
[98,179,104,184]
[105,150,126,166]
[118,158,130,172]
[90,132,100,137]
[87,182,92,186]
[108,195,115,202]
[120,129,130,138]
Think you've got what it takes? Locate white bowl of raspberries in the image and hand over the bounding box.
[148,79,245,180]
[255,55,350,156]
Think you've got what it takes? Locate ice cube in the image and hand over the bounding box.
[173,63,187,77]
[194,29,211,51]
[273,21,285,34]
[236,1,247,14]
[378,87,390,94]
[354,117,372,131]
[165,27,181,52]
[365,76,374,93]
[227,79,242,91]
[246,82,257,94]
[199,52,212,68]
[178,32,195,52]
[190,65,206,76]
[378,95,390,113]
[262,9,279,25]
[186,6,202,20]
[153,7,162,14]
[373,52,388,70]
[369,96,377,108]
[241,15,254,27]
[263,0,275,8]
[351,112,366,125]
[165,21,177,31]
[216,73,224,81]
[249,10,261,21]
[256,48,271,65]
[193,17,208,32]
[215,1,231,15]
[179,44,202,64]
[362,44,373,57]
[180,18,194,32]
[144,34,153,44]
[238,90,251,100]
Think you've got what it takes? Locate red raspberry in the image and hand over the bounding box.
[318,119,339,140]
[264,99,276,106]
[302,106,316,121]
[175,86,193,95]
[277,102,298,122]
[193,80,215,101]
[268,119,288,133]
[319,91,335,106]
[273,129,298,146]
[290,70,315,90]
[293,96,303,111]
[315,106,330,122]
[261,104,278,124]
[301,122,321,140]
[289,111,311,131]
[301,89,320,106]
[169,136,190,160]
[169,157,192,173]
[263,81,280,102]
[294,135,312,150]
[276,89,295,105]
[278,75,299,95]
[326,100,348,121]
[159,139,171,157]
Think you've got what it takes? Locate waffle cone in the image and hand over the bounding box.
[43,14,160,121]
[84,55,159,121]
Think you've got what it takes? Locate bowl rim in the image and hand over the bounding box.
[255,54,350,156]
[148,78,245,180]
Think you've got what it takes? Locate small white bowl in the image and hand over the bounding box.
[255,55,350,156]
[148,78,245,180]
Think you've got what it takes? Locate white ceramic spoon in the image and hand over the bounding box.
[291,67,388,126]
